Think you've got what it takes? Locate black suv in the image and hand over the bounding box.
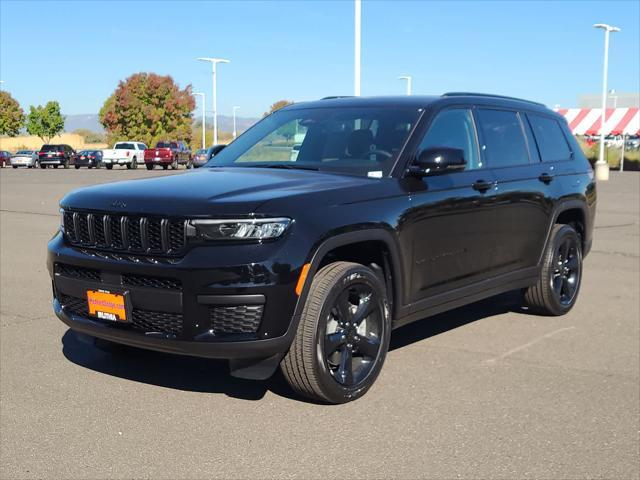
[39,144,76,168]
[48,94,596,403]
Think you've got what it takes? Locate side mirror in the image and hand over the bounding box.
[409,147,466,176]
[208,144,226,160]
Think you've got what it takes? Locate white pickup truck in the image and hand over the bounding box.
[102,141,148,170]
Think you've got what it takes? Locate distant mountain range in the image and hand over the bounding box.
[63,114,258,134]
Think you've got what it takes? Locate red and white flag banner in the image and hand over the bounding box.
[555,108,639,136]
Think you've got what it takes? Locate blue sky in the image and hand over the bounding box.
[1,0,638,118]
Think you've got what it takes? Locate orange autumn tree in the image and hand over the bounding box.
[100,73,195,146]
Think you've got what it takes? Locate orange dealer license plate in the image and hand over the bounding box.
[87,289,130,322]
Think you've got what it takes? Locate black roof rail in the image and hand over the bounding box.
[442,92,546,107]
[321,96,355,100]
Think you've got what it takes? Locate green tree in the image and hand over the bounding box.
[263,99,293,117]
[0,91,25,137]
[25,101,65,144]
[99,73,194,147]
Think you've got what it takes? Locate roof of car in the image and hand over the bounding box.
[285,93,553,115]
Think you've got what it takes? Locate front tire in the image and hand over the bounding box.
[524,224,583,316]
[281,261,391,404]
[75,165,81,169]
[105,164,113,170]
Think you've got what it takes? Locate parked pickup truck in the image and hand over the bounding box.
[102,142,148,170]
[144,141,192,170]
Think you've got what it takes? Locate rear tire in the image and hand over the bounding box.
[524,224,583,316]
[53,165,59,169]
[106,164,113,170]
[162,164,169,170]
[40,163,46,169]
[146,164,154,170]
[281,261,391,404]
[75,165,80,169]
[13,165,18,169]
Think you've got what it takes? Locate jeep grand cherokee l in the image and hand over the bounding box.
[48,93,596,404]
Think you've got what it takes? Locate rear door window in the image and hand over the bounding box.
[527,114,572,162]
[476,109,530,168]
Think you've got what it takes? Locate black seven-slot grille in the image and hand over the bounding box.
[63,210,186,255]
[58,293,183,336]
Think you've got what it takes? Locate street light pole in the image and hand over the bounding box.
[354,0,361,96]
[232,106,240,139]
[194,92,206,149]
[397,75,412,95]
[593,23,620,181]
[197,57,230,146]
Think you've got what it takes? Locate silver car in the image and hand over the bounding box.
[10,150,39,168]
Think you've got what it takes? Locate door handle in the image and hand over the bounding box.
[472,180,494,193]
[538,173,554,184]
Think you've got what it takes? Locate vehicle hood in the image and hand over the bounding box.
[60,167,395,217]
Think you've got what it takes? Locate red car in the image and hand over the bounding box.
[144,141,192,170]
[0,150,11,168]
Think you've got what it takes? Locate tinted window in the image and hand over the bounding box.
[476,109,530,168]
[41,145,62,152]
[115,143,135,149]
[417,108,481,169]
[210,107,422,177]
[137,143,147,150]
[527,114,572,162]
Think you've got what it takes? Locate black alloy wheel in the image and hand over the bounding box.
[323,282,384,387]
[524,224,583,315]
[281,261,391,404]
[551,235,581,306]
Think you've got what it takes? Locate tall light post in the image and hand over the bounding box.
[608,88,618,108]
[232,106,240,139]
[194,92,206,149]
[397,75,412,95]
[354,0,361,96]
[593,23,620,181]
[197,57,230,145]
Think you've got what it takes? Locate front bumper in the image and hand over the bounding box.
[47,232,305,360]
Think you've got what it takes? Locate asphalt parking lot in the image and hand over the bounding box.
[1,167,638,479]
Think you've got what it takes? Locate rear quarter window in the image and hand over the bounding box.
[527,114,572,162]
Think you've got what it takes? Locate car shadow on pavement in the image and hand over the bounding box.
[61,290,526,403]
[389,290,525,351]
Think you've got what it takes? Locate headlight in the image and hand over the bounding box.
[187,218,292,241]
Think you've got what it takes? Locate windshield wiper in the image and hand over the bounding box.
[253,164,319,171]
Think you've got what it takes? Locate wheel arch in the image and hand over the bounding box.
[293,229,404,320]
[539,200,589,264]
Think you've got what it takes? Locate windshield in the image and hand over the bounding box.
[115,143,134,149]
[156,142,177,148]
[16,150,33,154]
[196,149,207,154]
[207,106,422,177]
